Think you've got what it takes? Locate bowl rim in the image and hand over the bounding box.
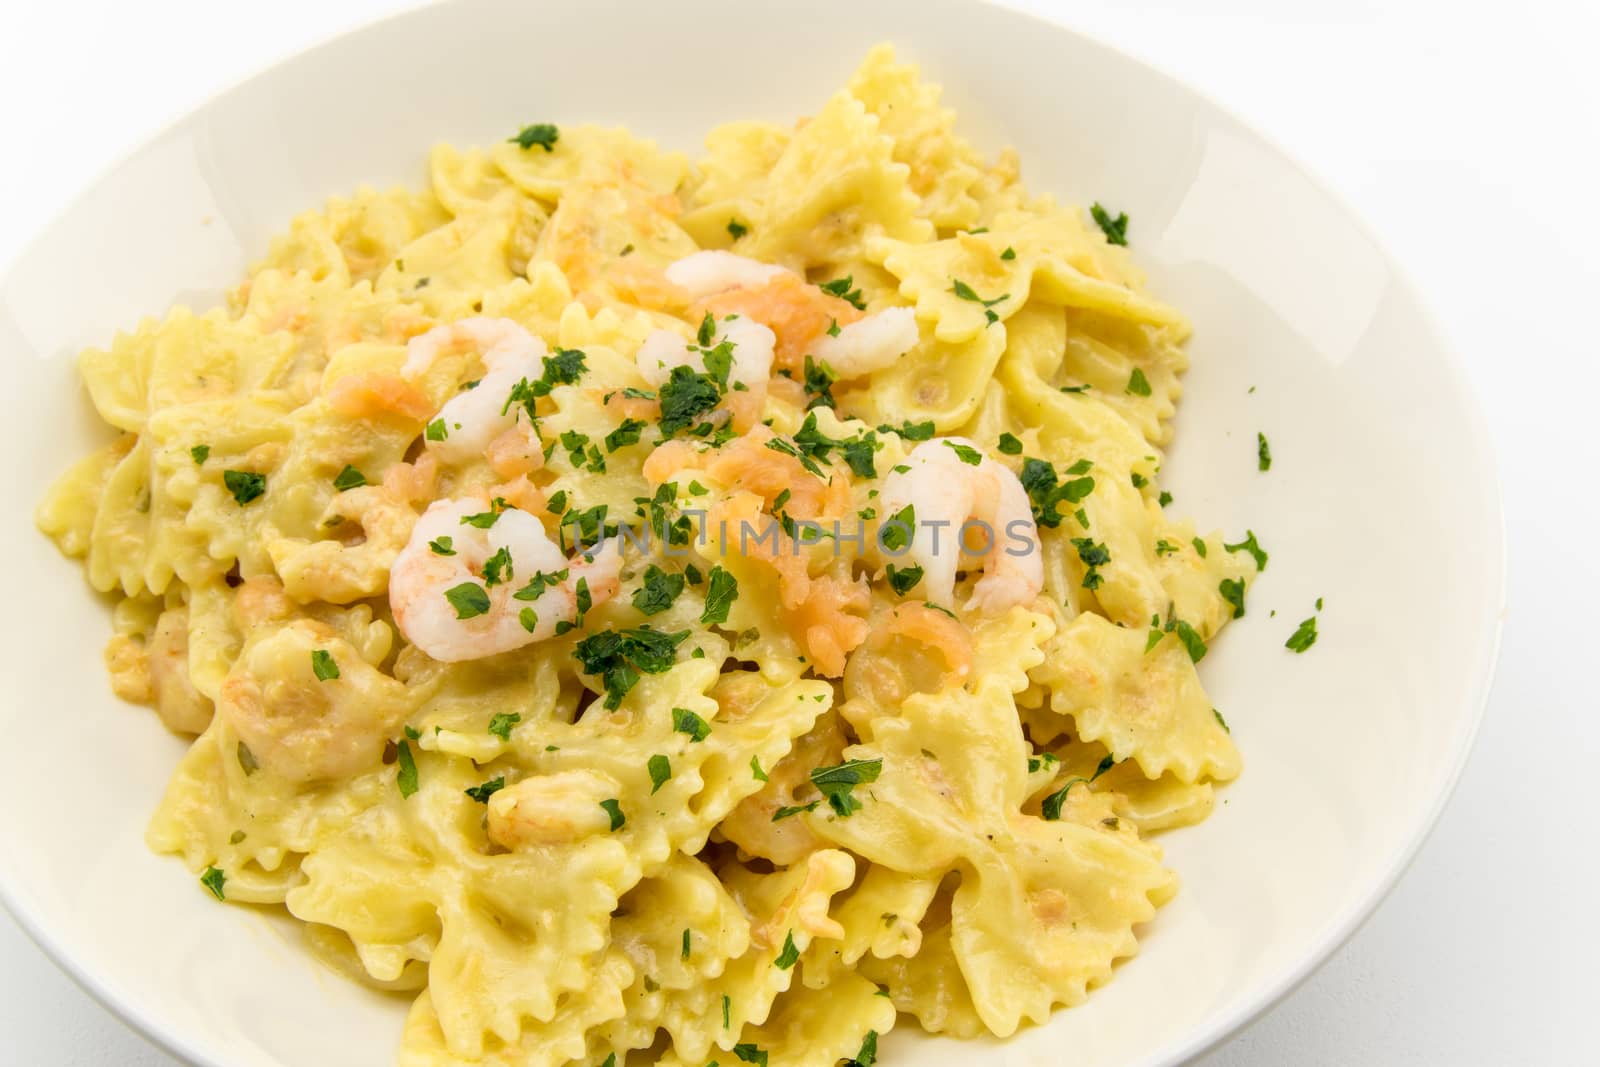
[0,1,1508,1064]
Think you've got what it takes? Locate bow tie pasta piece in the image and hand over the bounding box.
[835,318,1005,433]
[659,971,896,1067]
[845,44,988,233]
[429,143,521,218]
[399,854,750,1067]
[1043,738,1218,835]
[534,171,700,313]
[867,204,1188,346]
[376,196,541,319]
[678,120,791,247]
[651,850,858,1064]
[1031,611,1242,785]
[948,821,1172,1034]
[801,865,943,984]
[857,918,984,1040]
[743,90,935,272]
[491,125,691,206]
[807,677,1176,1035]
[255,184,451,288]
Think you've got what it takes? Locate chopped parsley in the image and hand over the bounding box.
[1091,202,1129,245]
[332,464,367,491]
[1257,432,1272,471]
[1155,539,1179,557]
[572,627,691,708]
[460,508,501,529]
[599,798,625,831]
[396,740,419,798]
[605,418,647,452]
[236,741,259,776]
[647,754,672,794]
[810,758,883,817]
[632,565,685,616]
[1000,246,1016,260]
[774,930,799,969]
[658,365,723,436]
[1223,529,1269,571]
[877,420,936,441]
[672,707,711,742]
[1286,615,1318,653]
[1071,537,1111,590]
[997,432,1023,455]
[444,582,490,619]
[1158,490,1173,507]
[849,1030,879,1067]
[1219,577,1247,619]
[464,776,505,803]
[488,712,521,741]
[510,122,559,151]
[189,444,210,465]
[682,928,692,960]
[1192,537,1208,558]
[750,755,769,782]
[429,535,456,556]
[1126,368,1152,396]
[949,278,1008,323]
[425,418,448,442]
[879,503,915,552]
[513,568,569,601]
[310,649,339,681]
[727,218,748,239]
[819,276,866,310]
[1173,619,1207,662]
[481,546,514,587]
[803,355,837,410]
[885,563,923,596]
[943,440,983,466]
[223,470,266,505]
[1213,708,1231,733]
[1041,754,1116,819]
[200,866,226,901]
[734,1044,768,1067]
[701,566,739,625]
[1020,457,1095,527]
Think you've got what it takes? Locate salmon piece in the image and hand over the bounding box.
[706,427,850,518]
[490,475,547,516]
[600,389,661,422]
[642,439,703,485]
[326,371,434,422]
[783,573,871,677]
[606,258,691,312]
[486,424,546,481]
[880,602,973,686]
[380,452,439,504]
[700,272,865,374]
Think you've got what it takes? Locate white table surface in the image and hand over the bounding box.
[1,1,1592,1063]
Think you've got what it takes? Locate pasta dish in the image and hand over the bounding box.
[36,45,1260,1067]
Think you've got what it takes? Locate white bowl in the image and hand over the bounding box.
[0,1,1504,1064]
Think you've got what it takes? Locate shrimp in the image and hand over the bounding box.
[218,619,412,782]
[486,770,619,849]
[809,305,920,378]
[401,317,548,465]
[664,250,789,301]
[635,315,776,392]
[147,606,214,734]
[388,498,622,662]
[878,436,1043,613]
[667,250,915,377]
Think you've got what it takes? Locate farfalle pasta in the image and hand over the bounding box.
[36,43,1263,1066]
